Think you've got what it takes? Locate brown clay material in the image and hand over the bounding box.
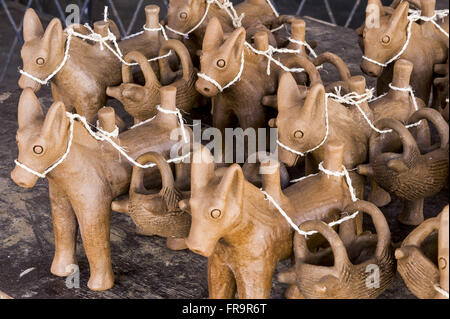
[167,0,283,55]
[196,19,319,155]
[185,142,364,299]
[312,52,352,94]
[106,39,199,124]
[278,200,395,299]
[360,0,449,104]
[10,86,192,291]
[367,59,431,208]
[18,6,170,122]
[396,205,449,299]
[272,73,370,171]
[358,108,449,225]
[111,152,191,250]
[434,58,449,121]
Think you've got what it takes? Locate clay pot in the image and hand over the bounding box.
[396,206,449,299]
[313,52,352,94]
[434,58,449,121]
[278,201,395,299]
[358,108,449,225]
[107,39,199,124]
[359,0,449,105]
[112,152,190,250]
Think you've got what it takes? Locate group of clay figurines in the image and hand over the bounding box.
[10,0,449,299]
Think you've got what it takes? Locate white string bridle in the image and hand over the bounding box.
[362,9,449,68]
[14,108,190,178]
[261,161,359,237]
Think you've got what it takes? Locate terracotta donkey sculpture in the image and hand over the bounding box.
[184,142,364,299]
[196,19,321,148]
[271,72,371,174]
[358,109,449,225]
[360,0,449,104]
[396,206,449,299]
[107,39,199,124]
[18,6,170,122]
[10,86,192,291]
[278,201,395,299]
[166,0,284,56]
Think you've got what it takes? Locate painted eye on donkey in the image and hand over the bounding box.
[36,57,45,65]
[33,145,44,155]
[294,130,304,139]
[179,12,188,20]
[210,209,222,219]
[216,59,226,68]
[381,35,391,45]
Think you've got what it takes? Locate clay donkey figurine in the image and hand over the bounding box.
[396,206,449,299]
[358,109,449,225]
[184,142,364,299]
[18,6,170,122]
[360,0,449,104]
[271,72,371,174]
[10,86,192,291]
[111,152,191,251]
[196,19,321,148]
[166,0,283,56]
[278,201,395,299]
[107,39,199,124]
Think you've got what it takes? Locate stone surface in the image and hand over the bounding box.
[0,6,448,299]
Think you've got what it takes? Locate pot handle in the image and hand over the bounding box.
[121,51,160,87]
[294,220,351,269]
[344,200,391,259]
[409,108,449,151]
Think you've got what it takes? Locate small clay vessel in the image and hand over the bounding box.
[312,52,352,94]
[358,109,449,225]
[107,39,199,124]
[10,86,192,291]
[185,142,364,299]
[360,0,449,104]
[111,152,191,251]
[278,200,395,299]
[271,73,370,172]
[367,59,431,207]
[396,206,449,299]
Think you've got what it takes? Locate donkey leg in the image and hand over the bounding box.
[49,181,78,277]
[398,198,425,226]
[235,261,276,299]
[208,253,237,299]
[74,200,114,291]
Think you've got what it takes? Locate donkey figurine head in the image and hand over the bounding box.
[11,88,71,188]
[18,9,65,92]
[360,0,410,77]
[195,17,246,97]
[167,0,209,37]
[185,145,244,257]
[270,73,327,167]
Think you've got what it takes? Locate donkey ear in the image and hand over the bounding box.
[221,27,246,61]
[203,17,224,51]
[42,18,64,56]
[277,72,302,112]
[366,0,384,23]
[387,2,409,35]
[23,8,44,42]
[42,101,69,141]
[191,144,216,196]
[18,88,44,128]
[302,83,325,119]
[216,164,244,208]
